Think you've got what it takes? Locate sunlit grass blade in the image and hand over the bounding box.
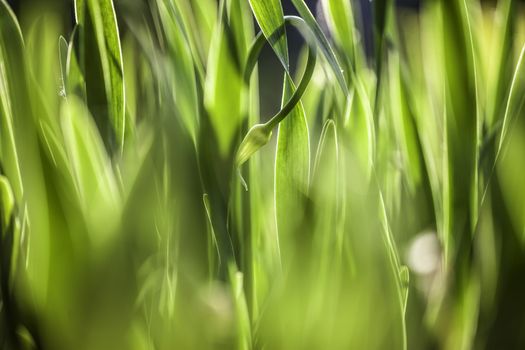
[204,0,245,156]
[290,0,348,95]
[59,36,68,96]
[275,75,310,260]
[0,0,24,201]
[311,119,340,265]
[248,0,289,69]
[60,96,121,249]
[497,43,525,157]
[321,0,358,72]
[156,0,199,142]
[65,25,86,99]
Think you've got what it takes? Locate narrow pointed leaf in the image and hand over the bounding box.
[275,76,310,254]
[290,0,348,94]
[248,0,289,69]
[75,0,126,151]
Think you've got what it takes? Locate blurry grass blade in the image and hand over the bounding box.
[248,0,289,69]
[59,36,68,96]
[486,0,515,127]
[321,0,357,68]
[228,264,252,349]
[311,119,340,260]
[65,25,86,99]
[0,176,14,229]
[372,0,391,73]
[204,0,245,155]
[204,193,221,275]
[497,42,525,157]
[387,52,421,190]
[0,0,24,200]
[60,96,121,249]
[0,0,52,309]
[399,265,409,316]
[156,0,200,142]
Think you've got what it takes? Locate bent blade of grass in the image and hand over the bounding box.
[0,176,21,288]
[237,16,317,165]
[290,0,348,95]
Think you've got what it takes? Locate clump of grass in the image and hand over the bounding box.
[1,0,525,349]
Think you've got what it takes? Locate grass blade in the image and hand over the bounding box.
[60,96,121,249]
[275,75,310,258]
[75,0,126,151]
[290,0,348,95]
[248,0,289,69]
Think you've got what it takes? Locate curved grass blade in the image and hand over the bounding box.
[290,0,348,95]
[248,0,289,70]
[237,16,317,166]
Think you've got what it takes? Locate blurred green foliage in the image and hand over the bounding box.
[1,0,525,349]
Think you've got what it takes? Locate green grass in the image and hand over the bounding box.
[1,0,525,349]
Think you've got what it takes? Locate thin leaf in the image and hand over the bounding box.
[58,36,68,97]
[76,0,126,151]
[0,0,24,201]
[275,75,310,255]
[248,0,289,69]
[60,96,121,248]
[290,0,348,94]
[204,0,245,155]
